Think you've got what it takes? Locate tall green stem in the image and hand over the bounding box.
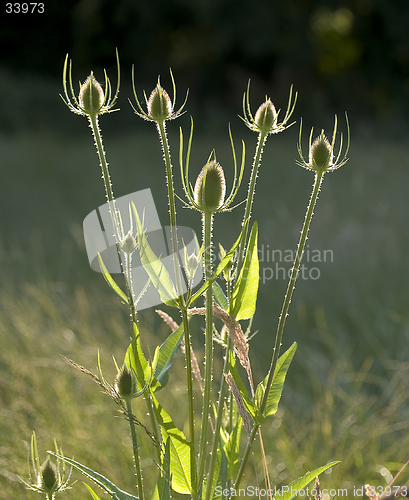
[181,305,197,493]
[125,399,145,500]
[156,120,197,494]
[205,336,232,500]
[237,131,268,272]
[197,211,214,492]
[234,171,325,488]
[156,120,185,304]
[88,114,138,321]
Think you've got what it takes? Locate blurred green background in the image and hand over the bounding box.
[0,0,408,498]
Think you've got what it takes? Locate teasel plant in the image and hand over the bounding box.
[21,52,354,500]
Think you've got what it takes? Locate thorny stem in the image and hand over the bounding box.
[197,211,214,493]
[88,114,138,322]
[144,392,161,464]
[125,398,145,500]
[156,120,185,305]
[181,305,197,493]
[156,120,197,494]
[234,170,325,488]
[237,131,268,273]
[205,335,232,500]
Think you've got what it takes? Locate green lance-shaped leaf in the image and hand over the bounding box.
[98,253,129,305]
[275,461,340,500]
[223,414,242,480]
[187,220,248,307]
[84,483,103,500]
[48,453,139,500]
[231,222,259,320]
[132,203,179,308]
[212,281,229,310]
[151,439,171,500]
[125,323,153,391]
[151,321,185,392]
[255,342,297,418]
[150,393,193,495]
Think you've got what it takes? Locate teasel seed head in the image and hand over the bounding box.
[254,99,278,134]
[114,365,135,398]
[310,131,333,172]
[147,84,173,122]
[194,160,226,213]
[40,458,59,493]
[79,72,105,115]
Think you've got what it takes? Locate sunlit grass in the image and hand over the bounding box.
[1,128,408,497]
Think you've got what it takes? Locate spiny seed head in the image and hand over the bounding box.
[147,84,173,122]
[114,365,134,398]
[310,131,333,171]
[254,99,277,134]
[121,230,137,255]
[40,459,58,493]
[194,160,226,212]
[79,72,105,114]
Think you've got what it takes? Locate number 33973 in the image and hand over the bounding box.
[6,3,45,13]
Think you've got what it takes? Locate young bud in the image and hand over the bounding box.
[79,72,105,114]
[114,365,135,398]
[254,99,277,134]
[147,84,173,122]
[40,459,58,493]
[121,230,137,255]
[310,131,333,172]
[194,160,226,213]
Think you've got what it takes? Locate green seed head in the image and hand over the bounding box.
[114,365,134,398]
[310,131,333,171]
[254,99,277,134]
[40,459,58,493]
[79,72,105,114]
[147,84,173,122]
[121,230,137,255]
[194,160,226,212]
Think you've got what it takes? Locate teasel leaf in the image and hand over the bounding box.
[275,461,340,500]
[231,222,259,320]
[124,322,153,392]
[48,454,138,500]
[151,321,185,392]
[132,203,179,308]
[98,253,129,305]
[255,342,297,418]
[151,393,193,495]
[187,220,248,307]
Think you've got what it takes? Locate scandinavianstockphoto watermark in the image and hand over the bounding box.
[214,484,408,498]
[258,244,334,284]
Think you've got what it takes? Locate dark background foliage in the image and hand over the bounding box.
[1,0,409,135]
